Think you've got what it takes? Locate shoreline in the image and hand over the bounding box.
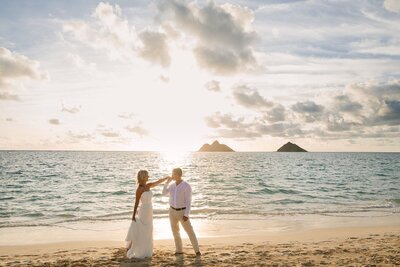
[1,224,399,266]
[1,212,399,246]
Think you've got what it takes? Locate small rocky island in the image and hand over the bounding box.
[198,140,235,152]
[277,142,307,152]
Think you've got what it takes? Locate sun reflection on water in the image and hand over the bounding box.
[159,151,191,172]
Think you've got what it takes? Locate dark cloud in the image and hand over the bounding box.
[257,122,304,137]
[263,104,286,123]
[333,95,362,113]
[233,84,273,109]
[372,100,400,126]
[292,101,324,113]
[347,80,400,126]
[206,80,400,141]
[138,30,170,67]
[205,112,303,139]
[48,118,60,125]
[292,101,325,122]
[204,112,259,138]
[325,114,360,132]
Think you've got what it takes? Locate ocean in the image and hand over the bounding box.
[1,151,399,230]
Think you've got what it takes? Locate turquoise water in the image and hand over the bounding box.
[0,151,399,228]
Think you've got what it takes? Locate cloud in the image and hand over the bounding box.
[118,113,135,120]
[325,113,359,132]
[256,122,305,137]
[63,2,170,67]
[346,80,400,126]
[384,0,400,14]
[206,79,400,140]
[158,0,259,74]
[125,125,149,137]
[291,101,325,122]
[49,118,60,125]
[61,104,81,114]
[0,47,48,101]
[205,112,248,129]
[100,130,119,138]
[332,95,362,113]
[264,104,286,123]
[205,80,221,92]
[63,3,137,61]
[66,53,96,72]
[0,92,20,101]
[233,84,273,109]
[138,30,170,67]
[66,131,93,141]
[205,112,306,139]
[160,75,169,83]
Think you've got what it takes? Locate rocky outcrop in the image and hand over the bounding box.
[277,142,307,152]
[198,140,234,152]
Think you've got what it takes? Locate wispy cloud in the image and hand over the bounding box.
[125,125,149,137]
[205,80,221,92]
[61,104,81,114]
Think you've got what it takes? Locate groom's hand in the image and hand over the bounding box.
[183,216,188,222]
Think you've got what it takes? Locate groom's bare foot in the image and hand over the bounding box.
[174,252,184,256]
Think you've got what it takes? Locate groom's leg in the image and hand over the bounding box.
[181,216,200,253]
[169,208,183,253]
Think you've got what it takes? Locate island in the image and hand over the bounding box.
[198,140,235,152]
[277,142,307,152]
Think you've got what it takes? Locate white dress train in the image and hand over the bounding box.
[125,190,153,259]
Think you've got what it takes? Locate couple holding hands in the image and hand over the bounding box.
[125,168,201,259]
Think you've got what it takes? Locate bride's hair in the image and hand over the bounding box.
[137,170,148,186]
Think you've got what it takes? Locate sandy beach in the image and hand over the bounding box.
[1,224,399,266]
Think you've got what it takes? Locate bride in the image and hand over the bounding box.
[125,170,169,259]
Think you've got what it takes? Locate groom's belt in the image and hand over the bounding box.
[170,206,186,211]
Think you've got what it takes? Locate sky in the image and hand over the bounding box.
[0,0,399,152]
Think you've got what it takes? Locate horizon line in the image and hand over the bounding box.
[0,149,399,153]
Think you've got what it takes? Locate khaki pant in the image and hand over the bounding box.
[169,208,199,253]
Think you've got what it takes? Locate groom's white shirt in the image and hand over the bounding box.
[162,181,192,217]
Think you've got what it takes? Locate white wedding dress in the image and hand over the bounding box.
[125,190,153,259]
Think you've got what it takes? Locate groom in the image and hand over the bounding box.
[163,168,201,256]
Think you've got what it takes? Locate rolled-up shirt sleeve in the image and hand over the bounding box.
[162,183,170,195]
[184,184,192,217]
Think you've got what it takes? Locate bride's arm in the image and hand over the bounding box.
[148,176,169,188]
[132,187,144,221]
